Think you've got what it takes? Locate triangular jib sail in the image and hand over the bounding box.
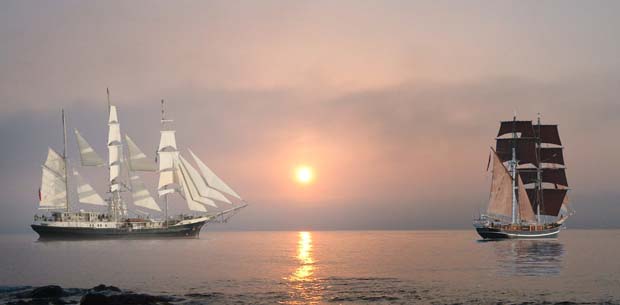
[126,135,157,172]
[130,175,161,212]
[74,169,106,206]
[189,149,242,200]
[74,130,104,167]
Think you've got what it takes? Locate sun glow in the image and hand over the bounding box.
[295,166,314,185]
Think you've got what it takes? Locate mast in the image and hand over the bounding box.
[510,116,518,224]
[162,100,168,226]
[536,113,542,223]
[106,88,114,220]
[62,109,70,212]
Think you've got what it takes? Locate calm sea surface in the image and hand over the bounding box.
[1,230,619,304]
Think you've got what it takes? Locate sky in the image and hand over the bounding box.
[1,0,619,232]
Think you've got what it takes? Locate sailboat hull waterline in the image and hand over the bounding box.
[31,216,209,240]
[474,222,561,239]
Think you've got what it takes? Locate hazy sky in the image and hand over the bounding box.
[1,1,619,232]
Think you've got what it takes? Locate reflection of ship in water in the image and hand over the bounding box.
[492,240,564,276]
[283,232,323,305]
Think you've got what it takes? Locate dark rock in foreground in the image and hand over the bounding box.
[90,284,121,293]
[80,292,174,305]
[4,284,175,305]
[15,285,65,299]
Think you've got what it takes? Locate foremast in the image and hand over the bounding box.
[62,109,70,212]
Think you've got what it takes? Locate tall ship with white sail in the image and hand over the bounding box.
[474,116,573,239]
[32,94,246,239]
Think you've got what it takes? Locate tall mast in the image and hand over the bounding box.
[106,88,113,219]
[510,115,518,224]
[536,113,542,224]
[162,100,168,226]
[62,109,70,212]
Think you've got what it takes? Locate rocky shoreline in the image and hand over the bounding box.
[1,285,178,305]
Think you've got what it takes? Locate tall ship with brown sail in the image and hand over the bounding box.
[32,94,246,239]
[474,115,573,239]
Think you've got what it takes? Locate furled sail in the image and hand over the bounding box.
[177,158,217,208]
[74,130,104,167]
[188,149,242,200]
[39,148,67,209]
[73,169,106,206]
[108,106,122,192]
[130,175,161,211]
[180,155,231,204]
[517,174,537,223]
[125,135,157,172]
[157,130,180,196]
[487,151,513,218]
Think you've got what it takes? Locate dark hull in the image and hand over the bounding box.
[475,225,560,240]
[31,221,207,240]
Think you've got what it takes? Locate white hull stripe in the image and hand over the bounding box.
[498,229,560,238]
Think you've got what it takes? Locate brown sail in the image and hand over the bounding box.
[527,189,568,216]
[536,125,562,145]
[496,138,537,164]
[540,147,565,165]
[487,151,513,218]
[497,121,535,138]
[519,168,568,186]
[517,174,537,223]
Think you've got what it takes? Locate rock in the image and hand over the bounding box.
[15,285,65,299]
[31,285,64,299]
[91,284,121,292]
[80,292,173,305]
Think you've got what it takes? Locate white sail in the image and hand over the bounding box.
[108,106,122,192]
[130,175,161,212]
[125,135,157,172]
[74,130,104,167]
[177,161,209,212]
[108,145,122,184]
[158,130,177,151]
[178,157,218,207]
[180,155,231,204]
[188,149,242,200]
[108,124,121,146]
[157,126,181,196]
[74,170,106,206]
[39,148,67,209]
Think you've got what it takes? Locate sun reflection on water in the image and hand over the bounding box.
[282,231,323,304]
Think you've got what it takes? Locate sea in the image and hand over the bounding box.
[1,230,619,304]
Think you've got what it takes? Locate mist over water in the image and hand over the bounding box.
[1,230,619,304]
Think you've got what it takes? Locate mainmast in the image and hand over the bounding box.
[62,109,70,212]
[510,115,518,224]
[158,99,179,226]
[162,100,168,225]
[536,113,542,223]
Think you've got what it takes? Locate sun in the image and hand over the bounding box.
[295,166,314,185]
